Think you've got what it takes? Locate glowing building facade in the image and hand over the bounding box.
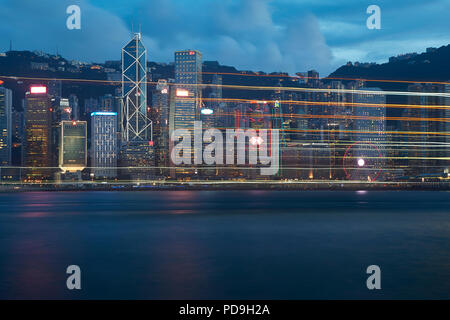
[121,33,151,142]
[173,50,202,132]
[91,112,118,179]
[120,33,154,179]
[0,86,12,166]
[59,120,87,173]
[24,85,53,181]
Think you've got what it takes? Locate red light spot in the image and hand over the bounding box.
[189,51,195,55]
[30,86,47,94]
[148,141,154,146]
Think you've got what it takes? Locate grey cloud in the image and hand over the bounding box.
[1,0,335,75]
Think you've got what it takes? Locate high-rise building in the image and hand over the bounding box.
[119,33,154,180]
[99,94,115,112]
[91,112,118,179]
[12,110,24,147]
[48,80,62,98]
[173,50,202,132]
[58,98,72,121]
[59,120,87,173]
[354,87,386,145]
[69,94,79,120]
[445,83,450,175]
[24,85,53,181]
[0,86,12,166]
[403,83,446,176]
[152,80,170,170]
[352,87,386,181]
[121,33,151,142]
[119,141,154,181]
[84,97,99,115]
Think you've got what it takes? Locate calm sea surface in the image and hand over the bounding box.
[0,190,449,299]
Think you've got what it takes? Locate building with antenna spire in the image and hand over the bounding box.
[119,32,154,181]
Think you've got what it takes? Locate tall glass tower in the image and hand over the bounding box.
[121,33,150,141]
[24,85,53,181]
[0,86,12,166]
[173,50,202,131]
[119,33,154,181]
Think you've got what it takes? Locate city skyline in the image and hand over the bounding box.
[1,2,450,305]
[2,0,450,76]
[0,27,450,187]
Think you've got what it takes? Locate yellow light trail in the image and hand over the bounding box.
[201,97,450,111]
[196,110,450,124]
[201,71,450,86]
[2,75,450,98]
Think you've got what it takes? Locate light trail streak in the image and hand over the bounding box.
[201,71,450,86]
[2,75,450,98]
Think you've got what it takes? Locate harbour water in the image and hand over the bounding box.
[0,190,449,299]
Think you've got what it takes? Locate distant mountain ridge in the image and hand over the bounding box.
[328,44,450,84]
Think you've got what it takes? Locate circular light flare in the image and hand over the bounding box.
[201,108,213,115]
[343,141,383,182]
[357,158,365,167]
[250,136,264,146]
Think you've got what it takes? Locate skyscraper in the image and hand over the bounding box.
[59,120,87,173]
[152,79,170,169]
[58,98,72,121]
[24,85,53,181]
[0,86,12,166]
[121,33,151,141]
[69,94,79,120]
[352,87,386,181]
[91,112,118,179]
[119,33,154,181]
[445,83,450,175]
[354,87,386,145]
[173,50,202,132]
[98,94,115,112]
[404,83,446,176]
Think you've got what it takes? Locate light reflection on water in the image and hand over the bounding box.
[0,190,449,299]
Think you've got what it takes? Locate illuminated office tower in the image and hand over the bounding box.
[120,33,154,180]
[91,112,117,179]
[445,83,450,175]
[204,74,224,129]
[354,87,386,143]
[59,120,87,173]
[84,98,99,115]
[58,98,72,121]
[48,80,62,98]
[24,85,53,181]
[152,80,170,169]
[352,87,386,181]
[404,83,446,175]
[121,33,151,141]
[69,94,79,120]
[173,50,202,132]
[119,141,154,180]
[0,86,12,166]
[167,50,202,178]
[99,94,115,112]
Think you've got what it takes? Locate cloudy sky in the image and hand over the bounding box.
[1,0,449,76]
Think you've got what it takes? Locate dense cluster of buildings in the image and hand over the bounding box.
[0,34,449,184]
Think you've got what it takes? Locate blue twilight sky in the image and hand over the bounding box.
[1,0,449,76]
